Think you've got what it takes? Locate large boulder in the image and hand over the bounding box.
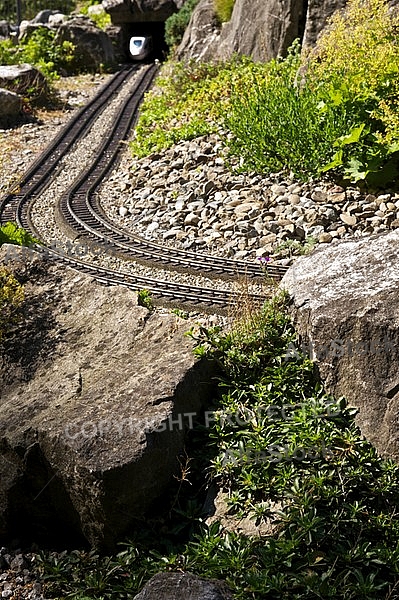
[30,9,62,24]
[103,0,184,25]
[0,64,47,97]
[18,21,48,41]
[0,245,217,549]
[105,23,130,62]
[133,572,233,599]
[177,0,305,62]
[0,88,22,119]
[302,0,346,47]
[55,16,115,71]
[176,0,220,61]
[177,0,399,62]
[213,0,305,62]
[281,230,399,461]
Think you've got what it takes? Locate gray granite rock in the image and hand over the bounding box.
[281,230,399,461]
[0,245,217,549]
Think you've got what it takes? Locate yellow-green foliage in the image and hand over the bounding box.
[131,57,266,157]
[0,27,75,83]
[307,0,399,96]
[0,268,24,341]
[78,3,111,30]
[214,0,235,23]
[306,0,399,148]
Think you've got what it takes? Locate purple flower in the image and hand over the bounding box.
[257,256,271,263]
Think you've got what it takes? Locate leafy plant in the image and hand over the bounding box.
[78,3,111,30]
[171,307,189,319]
[165,0,200,49]
[0,26,76,90]
[137,288,153,310]
[130,57,257,158]
[226,40,358,179]
[0,221,39,247]
[274,236,317,259]
[303,0,399,184]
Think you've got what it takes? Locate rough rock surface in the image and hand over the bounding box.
[103,0,184,24]
[177,0,399,62]
[55,17,115,71]
[281,230,399,461]
[215,0,305,62]
[176,0,219,61]
[0,64,48,98]
[105,23,130,62]
[0,87,22,119]
[100,133,399,263]
[0,245,217,549]
[31,8,62,24]
[302,0,346,47]
[133,572,233,599]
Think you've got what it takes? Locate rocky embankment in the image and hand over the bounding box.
[100,133,399,263]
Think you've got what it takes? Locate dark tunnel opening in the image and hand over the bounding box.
[118,21,168,63]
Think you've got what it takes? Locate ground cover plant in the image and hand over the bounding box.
[0,266,24,340]
[0,221,39,247]
[130,56,268,158]
[77,1,111,30]
[231,0,399,184]
[35,292,399,599]
[133,0,399,186]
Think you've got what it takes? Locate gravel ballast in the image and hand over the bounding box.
[99,133,399,263]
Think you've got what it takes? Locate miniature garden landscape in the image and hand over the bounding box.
[1,0,399,598]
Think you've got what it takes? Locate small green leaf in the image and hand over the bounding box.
[344,158,369,181]
[320,149,344,172]
[334,123,366,147]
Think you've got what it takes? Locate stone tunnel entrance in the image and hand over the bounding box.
[103,0,181,62]
[125,21,168,61]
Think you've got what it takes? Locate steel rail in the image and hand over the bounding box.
[0,62,288,312]
[56,66,288,282]
[0,64,140,224]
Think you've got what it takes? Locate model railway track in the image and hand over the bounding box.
[0,63,289,310]
[0,64,140,223]
[56,64,288,281]
[30,245,265,310]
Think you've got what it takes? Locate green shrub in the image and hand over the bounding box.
[78,3,111,30]
[214,0,235,23]
[165,0,200,49]
[304,0,399,184]
[156,0,399,186]
[137,288,153,310]
[226,0,399,184]
[130,57,261,158]
[0,27,75,90]
[226,41,356,179]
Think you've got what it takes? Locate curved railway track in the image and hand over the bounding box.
[0,63,289,311]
